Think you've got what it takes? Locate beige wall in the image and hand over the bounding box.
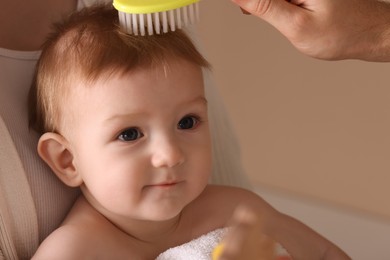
[196,1,390,218]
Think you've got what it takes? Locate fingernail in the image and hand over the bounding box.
[240,7,251,15]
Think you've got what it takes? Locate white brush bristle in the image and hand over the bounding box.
[118,2,200,36]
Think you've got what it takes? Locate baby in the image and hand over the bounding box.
[29,4,350,259]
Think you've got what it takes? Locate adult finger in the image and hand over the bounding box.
[231,0,306,36]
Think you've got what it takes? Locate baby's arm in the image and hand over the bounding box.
[269,210,351,259]
[213,187,350,259]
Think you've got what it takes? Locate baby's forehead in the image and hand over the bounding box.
[67,56,202,96]
[78,56,203,85]
[57,56,205,133]
[63,59,205,112]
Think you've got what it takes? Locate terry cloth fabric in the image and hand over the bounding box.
[156,228,228,260]
[156,227,292,260]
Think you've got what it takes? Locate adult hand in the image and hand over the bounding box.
[216,206,277,260]
[231,0,390,61]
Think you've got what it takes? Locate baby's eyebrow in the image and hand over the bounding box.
[103,96,207,124]
[103,112,147,124]
[186,96,208,105]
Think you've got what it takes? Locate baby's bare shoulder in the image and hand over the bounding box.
[32,224,94,259]
[32,197,131,259]
[194,185,276,218]
[203,185,269,205]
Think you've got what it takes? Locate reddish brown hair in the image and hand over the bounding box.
[29,4,210,133]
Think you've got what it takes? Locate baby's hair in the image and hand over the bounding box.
[29,3,210,134]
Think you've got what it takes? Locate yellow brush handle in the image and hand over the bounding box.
[212,243,225,260]
[113,0,199,14]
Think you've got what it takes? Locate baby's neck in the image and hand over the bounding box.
[112,211,184,243]
[79,194,185,244]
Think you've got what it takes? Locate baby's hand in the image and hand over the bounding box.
[215,206,276,260]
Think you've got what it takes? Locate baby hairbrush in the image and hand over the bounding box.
[113,0,200,36]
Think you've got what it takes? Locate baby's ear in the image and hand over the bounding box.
[37,132,82,187]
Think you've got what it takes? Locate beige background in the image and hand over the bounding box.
[196,1,390,219]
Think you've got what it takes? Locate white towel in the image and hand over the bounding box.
[156,228,228,260]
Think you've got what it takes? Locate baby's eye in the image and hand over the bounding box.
[178,116,199,130]
[118,128,143,142]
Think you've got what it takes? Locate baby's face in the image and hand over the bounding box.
[64,58,211,221]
